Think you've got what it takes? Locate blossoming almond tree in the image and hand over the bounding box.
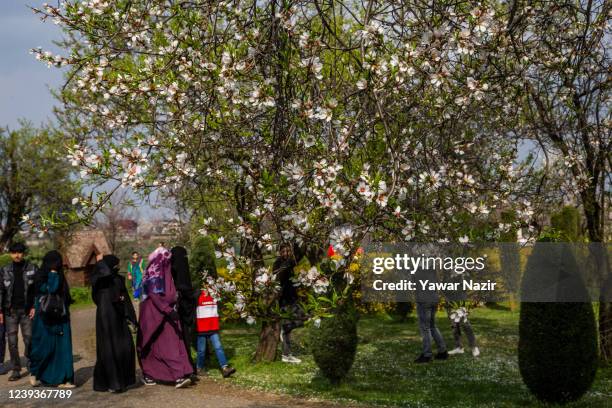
[33,0,539,361]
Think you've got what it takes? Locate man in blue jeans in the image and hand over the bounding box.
[415,302,448,363]
[413,261,448,363]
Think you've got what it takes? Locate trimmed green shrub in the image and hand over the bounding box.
[519,240,598,404]
[190,235,217,287]
[311,306,359,383]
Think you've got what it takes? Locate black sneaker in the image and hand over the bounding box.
[175,377,191,388]
[221,365,236,378]
[435,351,449,360]
[8,370,21,381]
[414,354,432,364]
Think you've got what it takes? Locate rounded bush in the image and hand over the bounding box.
[190,235,217,285]
[311,307,358,383]
[518,242,598,404]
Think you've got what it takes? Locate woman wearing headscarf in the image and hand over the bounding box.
[137,247,193,388]
[127,251,146,300]
[91,254,137,393]
[29,250,75,388]
[170,246,197,374]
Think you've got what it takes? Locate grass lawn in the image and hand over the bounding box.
[205,305,612,407]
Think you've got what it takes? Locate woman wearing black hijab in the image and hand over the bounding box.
[170,246,197,373]
[29,250,75,387]
[91,254,137,393]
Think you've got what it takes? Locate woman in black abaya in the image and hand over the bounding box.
[91,255,137,393]
[170,246,197,374]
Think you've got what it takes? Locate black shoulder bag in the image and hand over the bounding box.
[40,292,67,322]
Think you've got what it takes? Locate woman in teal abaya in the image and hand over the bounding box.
[29,250,75,388]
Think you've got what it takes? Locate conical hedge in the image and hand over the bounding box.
[190,235,217,286]
[311,306,358,383]
[518,240,598,404]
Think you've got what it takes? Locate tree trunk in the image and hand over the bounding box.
[597,251,612,363]
[580,188,612,363]
[254,320,280,362]
[599,300,612,363]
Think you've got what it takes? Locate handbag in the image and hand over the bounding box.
[40,292,66,321]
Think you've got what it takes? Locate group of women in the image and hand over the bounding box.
[28,245,200,392]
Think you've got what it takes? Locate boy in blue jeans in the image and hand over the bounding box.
[195,285,236,378]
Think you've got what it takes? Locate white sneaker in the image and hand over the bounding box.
[29,375,41,387]
[472,347,481,357]
[142,377,156,386]
[448,348,465,355]
[58,382,76,389]
[281,354,302,364]
[175,377,191,388]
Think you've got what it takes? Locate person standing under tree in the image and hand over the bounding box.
[0,243,38,381]
[127,251,145,300]
[273,242,306,364]
[443,268,480,358]
[413,254,448,364]
[446,304,480,357]
[194,279,236,378]
[91,254,137,393]
[29,250,75,388]
[137,247,193,388]
[170,246,198,377]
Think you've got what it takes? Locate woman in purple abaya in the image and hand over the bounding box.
[137,247,193,388]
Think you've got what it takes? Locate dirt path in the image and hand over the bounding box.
[0,305,346,408]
